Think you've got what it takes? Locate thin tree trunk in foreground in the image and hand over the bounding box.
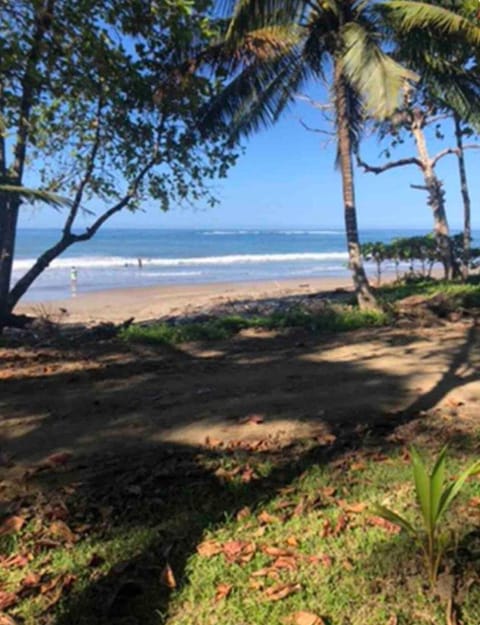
[453,113,471,280]
[334,64,379,311]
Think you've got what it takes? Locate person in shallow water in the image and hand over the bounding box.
[70,266,78,296]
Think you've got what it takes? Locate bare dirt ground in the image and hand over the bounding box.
[1,318,479,471]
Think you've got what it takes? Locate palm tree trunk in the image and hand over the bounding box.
[410,109,457,280]
[453,113,471,281]
[334,63,378,310]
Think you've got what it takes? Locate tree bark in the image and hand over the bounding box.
[410,109,457,280]
[334,63,379,311]
[7,236,74,310]
[453,113,471,281]
[0,1,55,330]
[0,196,21,325]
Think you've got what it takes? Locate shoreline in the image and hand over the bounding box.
[16,275,356,325]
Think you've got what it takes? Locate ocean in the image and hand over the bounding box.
[12,227,466,302]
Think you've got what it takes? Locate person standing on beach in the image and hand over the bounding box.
[137,258,143,269]
[70,266,78,296]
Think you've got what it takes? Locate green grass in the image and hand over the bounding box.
[120,306,389,345]
[4,442,480,625]
[378,277,480,308]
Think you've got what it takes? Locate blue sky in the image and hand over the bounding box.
[19,95,479,232]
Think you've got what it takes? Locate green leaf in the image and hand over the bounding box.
[0,185,73,211]
[410,446,431,532]
[372,503,417,536]
[437,459,480,521]
[429,446,447,525]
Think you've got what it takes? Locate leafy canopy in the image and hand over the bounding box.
[0,0,237,214]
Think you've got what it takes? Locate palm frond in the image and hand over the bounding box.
[199,46,310,139]
[225,0,303,44]
[341,21,417,118]
[385,1,480,45]
[0,185,73,210]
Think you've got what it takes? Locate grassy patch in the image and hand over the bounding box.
[121,306,389,345]
[378,278,480,308]
[3,441,480,625]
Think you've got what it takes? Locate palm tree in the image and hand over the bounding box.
[201,0,480,307]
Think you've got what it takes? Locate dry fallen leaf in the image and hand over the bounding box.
[21,571,41,589]
[214,583,232,602]
[197,540,223,558]
[320,519,332,538]
[223,541,256,564]
[334,514,348,536]
[368,516,401,535]
[0,591,18,611]
[288,611,325,625]
[49,520,77,544]
[0,554,30,569]
[261,546,293,558]
[251,567,280,579]
[258,511,280,525]
[320,486,336,498]
[272,556,298,571]
[286,535,299,548]
[0,613,18,625]
[0,516,25,537]
[241,466,256,483]
[236,507,251,521]
[160,564,176,589]
[339,501,366,514]
[307,554,332,568]
[264,582,301,602]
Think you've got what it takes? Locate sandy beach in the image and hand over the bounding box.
[16,275,356,324]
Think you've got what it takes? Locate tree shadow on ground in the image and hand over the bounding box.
[1,320,479,624]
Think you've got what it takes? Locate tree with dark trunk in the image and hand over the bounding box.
[0,0,237,330]
[453,113,473,280]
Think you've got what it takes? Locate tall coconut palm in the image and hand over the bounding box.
[201,0,480,308]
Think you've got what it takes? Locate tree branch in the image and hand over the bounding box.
[356,153,423,175]
[297,118,334,136]
[431,144,480,168]
[73,156,158,243]
[425,113,452,126]
[63,96,103,236]
[295,93,333,111]
[9,152,159,309]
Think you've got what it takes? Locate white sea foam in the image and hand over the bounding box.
[201,230,260,236]
[201,229,342,236]
[13,252,348,271]
[278,230,342,235]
